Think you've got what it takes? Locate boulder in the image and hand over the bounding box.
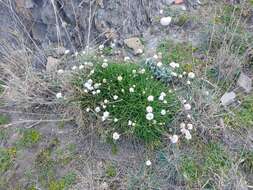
[124,37,144,55]
[237,73,252,93]
[220,91,236,106]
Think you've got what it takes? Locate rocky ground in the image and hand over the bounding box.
[0,0,253,190]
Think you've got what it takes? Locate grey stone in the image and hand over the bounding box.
[124,37,144,55]
[46,56,60,72]
[220,91,236,106]
[31,22,47,41]
[237,73,252,93]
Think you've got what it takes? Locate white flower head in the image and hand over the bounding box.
[124,56,130,61]
[95,107,101,113]
[184,103,192,111]
[185,130,192,140]
[74,52,78,56]
[157,62,163,67]
[112,132,120,140]
[57,69,64,74]
[171,72,178,77]
[104,99,109,104]
[79,65,85,70]
[56,92,63,99]
[129,87,134,93]
[139,68,145,74]
[187,123,193,130]
[153,54,158,59]
[146,106,153,113]
[160,92,166,97]
[180,122,186,128]
[146,113,154,121]
[72,66,77,70]
[103,59,108,63]
[186,80,191,85]
[159,95,164,101]
[102,78,107,83]
[86,108,90,112]
[128,120,133,126]
[117,75,123,81]
[102,111,110,121]
[146,160,152,166]
[187,114,191,119]
[102,62,108,68]
[64,49,70,55]
[169,62,177,68]
[188,72,195,79]
[147,95,154,102]
[96,89,101,94]
[99,44,104,50]
[114,118,118,123]
[163,100,168,104]
[161,109,166,115]
[113,95,118,100]
[170,135,179,144]
[132,69,137,74]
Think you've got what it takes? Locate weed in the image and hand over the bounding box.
[0,115,10,125]
[17,129,41,148]
[48,172,76,190]
[180,157,201,183]
[72,61,179,145]
[240,150,253,174]
[0,147,16,174]
[105,164,117,178]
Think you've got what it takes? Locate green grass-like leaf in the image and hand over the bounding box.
[72,62,180,144]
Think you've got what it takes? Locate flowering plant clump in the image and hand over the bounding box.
[72,61,180,144]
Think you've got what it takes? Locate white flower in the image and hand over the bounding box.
[114,118,118,123]
[185,130,192,140]
[170,135,179,144]
[82,50,86,54]
[136,49,143,54]
[102,111,110,121]
[187,114,191,119]
[95,107,101,113]
[128,120,133,126]
[102,62,108,68]
[183,71,187,75]
[64,50,70,54]
[147,95,154,102]
[139,69,145,74]
[153,54,158,59]
[72,66,77,70]
[188,72,195,79]
[132,69,137,74]
[179,74,183,78]
[104,99,109,104]
[79,65,85,70]
[92,91,96,95]
[87,62,93,67]
[74,52,78,56]
[57,69,64,74]
[163,100,168,104]
[103,59,108,62]
[90,69,94,75]
[184,103,192,111]
[160,16,172,26]
[159,9,164,14]
[94,83,101,89]
[146,160,152,166]
[96,89,101,94]
[157,62,163,67]
[117,75,123,81]
[169,62,177,68]
[129,87,134,93]
[186,80,191,85]
[132,122,136,126]
[161,109,166,115]
[86,108,90,112]
[111,43,116,48]
[160,92,166,97]
[102,78,107,83]
[146,106,153,113]
[99,44,104,50]
[171,72,178,77]
[124,56,130,61]
[187,123,193,130]
[180,122,186,128]
[121,89,125,93]
[56,92,63,99]
[113,95,118,100]
[112,132,120,140]
[146,113,154,121]
[102,105,107,109]
[159,95,164,101]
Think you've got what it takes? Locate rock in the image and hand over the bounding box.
[174,0,184,4]
[160,17,172,26]
[46,56,60,72]
[237,73,252,93]
[124,37,144,55]
[220,91,236,106]
[31,22,47,41]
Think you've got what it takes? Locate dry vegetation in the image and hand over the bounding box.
[0,0,253,190]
